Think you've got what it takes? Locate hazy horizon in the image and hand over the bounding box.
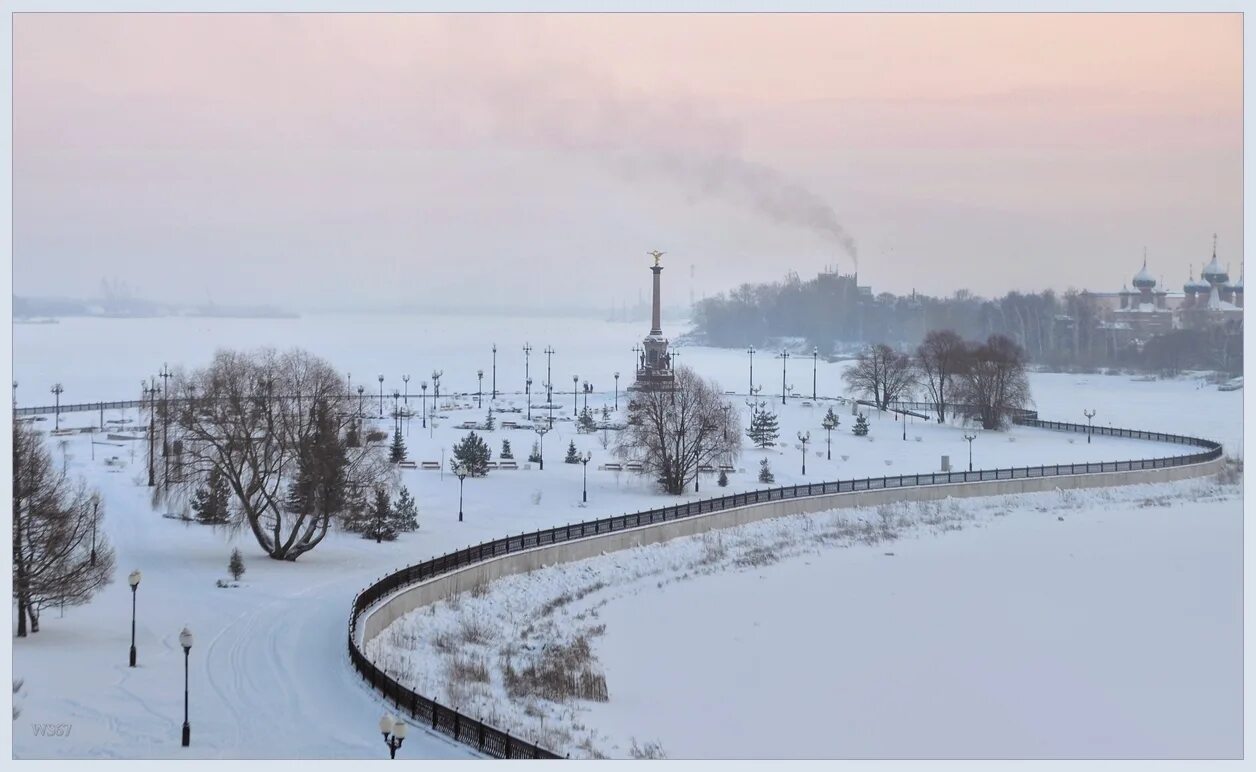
[14,13,1242,310]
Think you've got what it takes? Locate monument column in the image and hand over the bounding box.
[650,264,663,335]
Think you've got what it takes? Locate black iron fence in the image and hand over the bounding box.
[348,412,1223,759]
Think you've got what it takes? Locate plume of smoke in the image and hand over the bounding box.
[477,55,859,264]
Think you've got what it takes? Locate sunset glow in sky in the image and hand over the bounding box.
[14,13,1242,309]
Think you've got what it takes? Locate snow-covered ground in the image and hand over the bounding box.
[10,313,1243,759]
[368,477,1242,759]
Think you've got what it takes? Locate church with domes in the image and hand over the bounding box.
[1083,236,1242,346]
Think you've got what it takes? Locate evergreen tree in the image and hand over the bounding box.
[500,439,513,459]
[853,412,870,436]
[228,548,246,581]
[192,466,231,525]
[821,407,841,460]
[717,469,729,487]
[391,486,419,532]
[758,457,775,484]
[484,408,495,431]
[452,431,491,476]
[362,487,397,542]
[564,439,581,464]
[746,404,780,449]
[389,426,407,463]
[527,441,542,463]
[577,407,598,434]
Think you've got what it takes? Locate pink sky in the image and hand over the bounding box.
[14,13,1242,309]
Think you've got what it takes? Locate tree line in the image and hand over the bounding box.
[691,270,1242,374]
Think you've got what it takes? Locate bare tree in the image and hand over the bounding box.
[842,343,917,410]
[13,424,116,636]
[956,335,1032,429]
[167,348,391,561]
[915,330,967,423]
[615,366,740,495]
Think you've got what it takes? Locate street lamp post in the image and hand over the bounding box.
[812,347,818,400]
[380,714,408,759]
[127,570,141,666]
[477,370,484,409]
[632,344,642,374]
[346,372,352,400]
[613,372,620,410]
[431,370,443,407]
[572,375,579,415]
[747,345,757,395]
[533,424,550,470]
[963,433,977,472]
[378,374,385,419]
[778,350,790,404]
[797,431,811,475]
[357,385,365,419]
[580,452,591,503]
[491,344,498,401]
[179,626,193,747]
[543,347,555,403]
[582,381,590,412]
[50,383,64,431]
[1083,409,1096,444]
[392,390,401,426]
[523,342,532,393]
[453,464,468,522]
[526,377,533,420]
[420,382,428,428]
[401,374,410,407]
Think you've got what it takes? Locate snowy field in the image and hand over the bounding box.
[10,313,1243,759]
[367,477,1242,759]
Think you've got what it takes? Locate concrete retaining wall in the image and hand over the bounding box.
[361,456,1223,644]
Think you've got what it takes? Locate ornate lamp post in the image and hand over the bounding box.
[525,377,533,420]
[357,385,366,419]
[613,372,620,410]
[477,369,484,409]
[377,374,385,419]
[747,345,755,395]
[582,381,590,411]
[797,431,811,475]
[127,569,141,666]
[523,342,532,393]
[777,350,790,404]
[580,451,592,503]
[431,370,443,407]
[491,343,498,401]
[392,390,401,428]
[453,464,468,522]
[1084,409,1096,444]
[420,382,428,428]
[963,433,977,472]
[50,383,64,431]
[533,423,550,470]
[572,374,579,415]
[401,374,409,407]
[346,372,352,399]
[179,626,193,747]
[380,714,407,759]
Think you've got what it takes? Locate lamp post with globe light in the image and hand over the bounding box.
[380,714,407,759]
[179,626,193,747]
[128,570,141,667]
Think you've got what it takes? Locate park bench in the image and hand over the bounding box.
[625,462,644,472]
[600,462,623,472]
[498,461,518,470]
[484,461,498,470]
[397,461,417,470]
[420,461,441,470]
[501,421,518,429]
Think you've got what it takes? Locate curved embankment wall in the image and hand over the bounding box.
[349,412,1225,758]
[360,456,1221,643]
